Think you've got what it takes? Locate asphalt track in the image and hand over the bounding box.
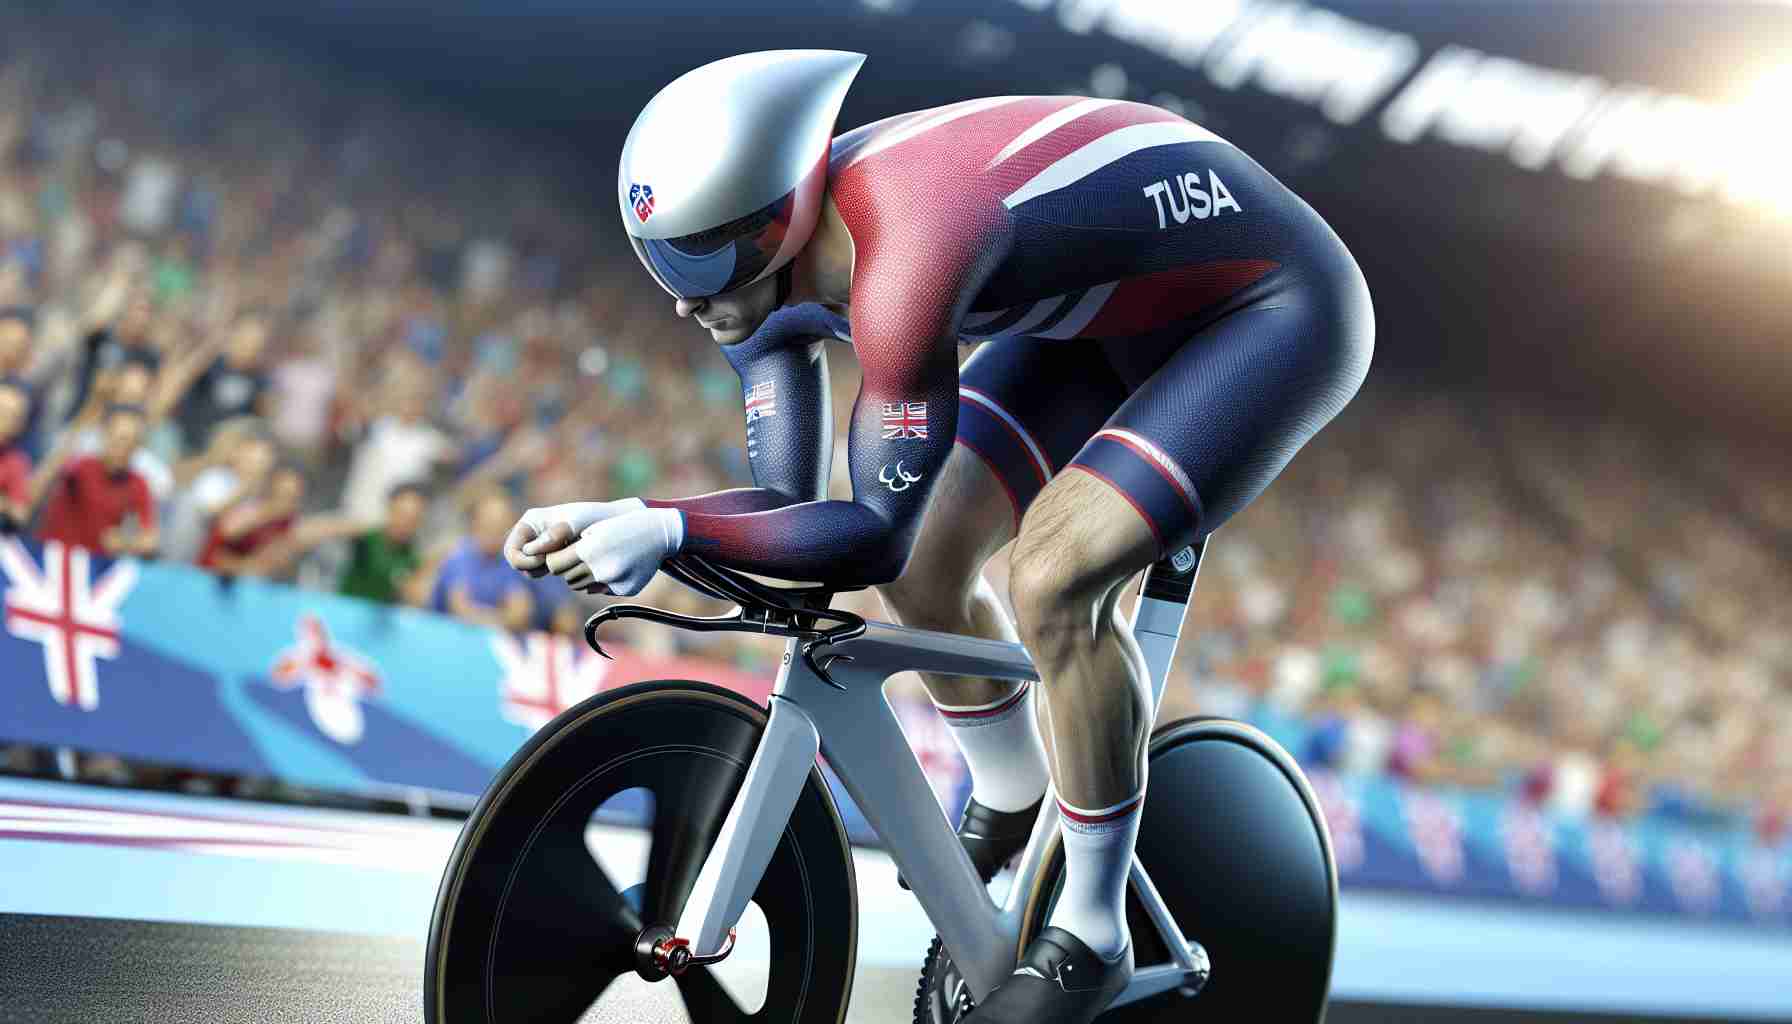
[0,913,1759,1024]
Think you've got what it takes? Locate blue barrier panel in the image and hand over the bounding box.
[1,536,1786,928]
[0,537,779,796]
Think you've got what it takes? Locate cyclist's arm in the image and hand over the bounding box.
[644,329,833,516]
[667,250,980,585]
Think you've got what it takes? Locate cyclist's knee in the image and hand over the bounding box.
[1008,535,1108,665]
[1009,474,1156,669]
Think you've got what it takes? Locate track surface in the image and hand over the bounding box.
[0,914,421,1024]
[0,913,919,1024]
[0,913,1758,1024]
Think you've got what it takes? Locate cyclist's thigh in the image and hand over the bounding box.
[1065,272,1372,556]
[956,338,1130,534]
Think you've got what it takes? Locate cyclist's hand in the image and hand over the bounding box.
[542,508,684,597]
[506,499,644,576]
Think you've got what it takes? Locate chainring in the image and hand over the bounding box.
[915,935,978,1024]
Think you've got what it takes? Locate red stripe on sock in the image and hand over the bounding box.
[1057,796,1143,826]
[938,682,1031,720]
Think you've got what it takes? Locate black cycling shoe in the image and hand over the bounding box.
[899,795,1044,890]
[963,927,1133,1023]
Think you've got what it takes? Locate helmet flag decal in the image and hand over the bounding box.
[629,183,655,223]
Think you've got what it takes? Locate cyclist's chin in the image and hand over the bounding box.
[704,320,759,344]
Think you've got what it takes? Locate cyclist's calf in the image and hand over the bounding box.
[1008,470,1161,804]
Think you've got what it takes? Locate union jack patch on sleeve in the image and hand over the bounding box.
[881,401,928,440]
[745,380,777,422]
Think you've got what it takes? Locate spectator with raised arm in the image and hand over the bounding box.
[197,461,304,576]
[35,403,159,557]
[174,309,274,452]
[68,281,160,420]
[65,360,175,504]
[338,362,457,522]
[196,462,367,581]
[163,419,275,563]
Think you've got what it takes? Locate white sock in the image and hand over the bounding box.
[1046,793,1143,958]
[933,681,1049,813]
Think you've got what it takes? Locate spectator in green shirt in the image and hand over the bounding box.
[337,482,429,605]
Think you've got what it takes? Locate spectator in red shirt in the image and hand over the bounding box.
[37,404,160,556]
[198,462,366,581]
[0,378,32,529]
[199,464,305,575]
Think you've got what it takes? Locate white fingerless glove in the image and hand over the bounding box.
[520,498,646,540]
[571,507,685,597]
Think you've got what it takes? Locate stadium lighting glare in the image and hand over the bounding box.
[1732,65,1792,216]
[1739,63,1792,111]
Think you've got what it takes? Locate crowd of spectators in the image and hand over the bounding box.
[1169,386,1792,841]
[0,10,759,658]
[0,9,1784,840]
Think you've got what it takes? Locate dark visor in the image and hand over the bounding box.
[632,191,795,300]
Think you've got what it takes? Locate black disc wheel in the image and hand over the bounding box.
[427,680,857,1024]
[918,717,1335,1023]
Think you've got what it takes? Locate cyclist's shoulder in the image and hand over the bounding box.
[828,95,1196,170]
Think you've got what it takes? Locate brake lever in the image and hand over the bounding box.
[799,617,868,690]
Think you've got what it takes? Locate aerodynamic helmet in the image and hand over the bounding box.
[619,50,865,300]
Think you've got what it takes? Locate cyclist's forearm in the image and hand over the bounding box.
[679,499,909,585]
[644,488,801,516]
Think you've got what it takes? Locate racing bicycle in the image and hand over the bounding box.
[425,542,1337,1022]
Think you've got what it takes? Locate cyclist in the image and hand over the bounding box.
[507,50,1371,1022]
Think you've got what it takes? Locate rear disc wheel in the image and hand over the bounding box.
[427,681,857,1023]
[918,717,1336,1022]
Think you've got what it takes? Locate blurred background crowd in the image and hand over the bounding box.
[0,9,1785,841]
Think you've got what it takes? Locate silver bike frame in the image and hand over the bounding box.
[674,545,1208,1004]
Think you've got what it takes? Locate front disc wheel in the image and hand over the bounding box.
[426,680,857,1023]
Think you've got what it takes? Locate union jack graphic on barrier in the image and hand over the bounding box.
[1588,821,1643,906]
[0,539,136,711]
[1499,805,1558,895]
[1403,790,1466,885]
[1666,838,1721,914]
[491,631,611,732]
[881,401,928,440]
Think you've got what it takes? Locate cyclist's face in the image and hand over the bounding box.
[674,274,780,344]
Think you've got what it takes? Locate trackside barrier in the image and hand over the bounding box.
[0,537,1785,927]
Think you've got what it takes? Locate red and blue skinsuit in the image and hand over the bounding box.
[648,96,1372,584]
